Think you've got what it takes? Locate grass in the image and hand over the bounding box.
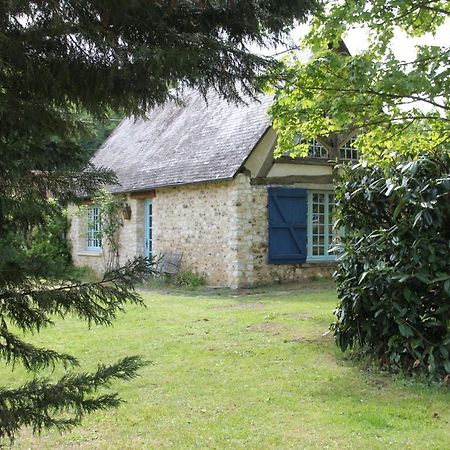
[3,281,450,449]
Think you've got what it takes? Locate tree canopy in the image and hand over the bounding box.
[269,0,450,163]
[0,0,318,441]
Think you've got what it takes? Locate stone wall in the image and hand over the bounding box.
[153,178,241,287]
[69,182,240,285]
[153,175,335,287]
[118,197,145,265]
[68,175,335,287]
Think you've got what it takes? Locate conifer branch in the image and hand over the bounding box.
[0,258,153,331]
[0,356,148,441]
[0,326,79,371]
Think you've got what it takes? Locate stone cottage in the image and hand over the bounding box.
[69,89,358,288]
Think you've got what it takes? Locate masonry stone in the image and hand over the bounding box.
[69,174,334,288]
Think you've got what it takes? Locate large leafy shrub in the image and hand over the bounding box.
[333,154,450,379]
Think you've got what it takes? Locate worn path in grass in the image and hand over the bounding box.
[5,282,450,449]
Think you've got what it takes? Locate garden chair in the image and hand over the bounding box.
[156,251,183,277]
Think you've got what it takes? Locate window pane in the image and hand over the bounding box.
[308,139,329,159]
[339,137,359,161]
[308,191,337,259]
[87,206,102,249]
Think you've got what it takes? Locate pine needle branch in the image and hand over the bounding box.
[0,356,149,441]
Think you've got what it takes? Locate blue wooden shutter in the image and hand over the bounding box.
[268,187,307,264]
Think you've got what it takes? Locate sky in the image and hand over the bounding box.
[258,19,449,114]
[346,20,450,60]
[289,19,450,62]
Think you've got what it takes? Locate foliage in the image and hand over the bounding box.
[0,1,318,441]
[173,271,206,289]
[332,154,450,379]
[0,201,71,283]
[26,200,72,277]
[0,258,151,441]
[77,112,124,161]
[268,0,450,162]
[1,356,145,439]
[1,0,318,172]
[64,265,101,283]
[93,190,125,273]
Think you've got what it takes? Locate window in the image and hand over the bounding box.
[307,139,329,159]
[307,191,336,259]
[144,200,152,258]
[87,206,102,250]
[267,188,337,264]
[339,136,359,161]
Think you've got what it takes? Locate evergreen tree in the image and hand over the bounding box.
[77,112,125,162]
[0,0,317,441]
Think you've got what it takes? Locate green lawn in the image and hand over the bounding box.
[4,282,450,449]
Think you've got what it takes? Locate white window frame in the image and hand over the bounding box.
[308,139,329,159]
[144,199,153,259]
[86,206,102,251]
[339,136,359,161]
[307,191,336,260]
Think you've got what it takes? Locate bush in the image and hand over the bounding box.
[0,200,73,280]
[173,271,206,289]
[64,265,100,282]
[333,154,450,379]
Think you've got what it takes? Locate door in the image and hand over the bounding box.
[144,199,153,259]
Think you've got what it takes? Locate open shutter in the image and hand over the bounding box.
[268,187,307,264]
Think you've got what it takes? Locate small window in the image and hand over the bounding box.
[87,206,102,250]
[339,137,359,161]
[307,191,336,259]
[293,135,329,159]
[308,139,329,159]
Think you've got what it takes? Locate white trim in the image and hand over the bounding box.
[307,190,336,261]
[308,139,329,159]
[144,199,153,258]
[77,251,103,257]
[86,205,102,250]
[339,136,359,161]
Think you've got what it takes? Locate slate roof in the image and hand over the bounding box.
[92,90,273,193]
